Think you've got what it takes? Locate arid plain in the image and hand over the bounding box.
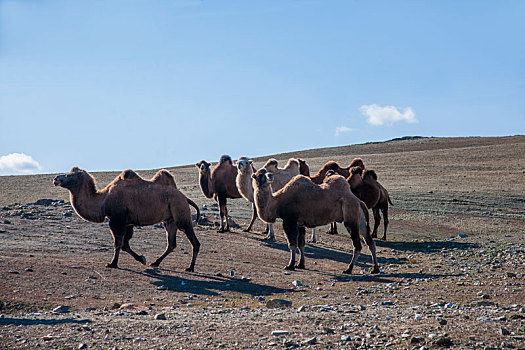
[1,136,524,349]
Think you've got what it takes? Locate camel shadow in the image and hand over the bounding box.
[0,317,92,326]
[126,268,291,297]
[375,240,478,253]
[333,271,464,283]
[259,238,407,266]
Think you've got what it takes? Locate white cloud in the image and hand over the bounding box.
[335,126,355,136]
[360,104,417,126]
[0,153,42,174]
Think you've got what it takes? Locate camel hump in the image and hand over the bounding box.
[363,169,378,181]
[263,159,278,171]
[152,169,177,187]
[120,169,139,180]
[351,166,363,175]
[349,157,365,169]
[219,155,233,165]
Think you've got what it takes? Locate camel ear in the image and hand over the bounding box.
[251,174,257,180]
[248,160,253,164]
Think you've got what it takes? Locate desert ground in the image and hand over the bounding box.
[1,135,524,349]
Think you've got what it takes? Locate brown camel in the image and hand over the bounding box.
[196,155,242,233]
[297,158,310,176]
[252,169,380,274]
[348,167,393,240]
[53,167,201,271]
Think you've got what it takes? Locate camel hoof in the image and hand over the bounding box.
[264,235,276,242]
[243,229,250,232]
[342,268,353,274]
[185,267,194,272]
[296,264,305,270]
[284,265,295,271]
[106,263,118,269]
[370,266,380,274]
[139,256,146,265]
[150,262,160,268]
[381,236,387,241]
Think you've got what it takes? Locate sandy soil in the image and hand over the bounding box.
[1,136,524,349]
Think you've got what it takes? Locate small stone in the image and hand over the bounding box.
[156,285,167,290]
[437,317,447,325]
[381,300,394,306]
[78,343,87,349]
[297,305,307,312]
[341,335,351,342]
[8,270,19,274]
[85,307,96,312]
[154,313,166,320]
[506,272,517,278]
[500,328,511,336]
[292,280,302,287]
[52,305,70,313]
[283,339,294,347]
[266,299,292,309]
[272,330,289,336]
[25,268,33,272]
[303,337,317,345]
[435,336,453,347]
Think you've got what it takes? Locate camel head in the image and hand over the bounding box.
[195,160,211,175]
[351,166,363,176]
[53,167,87,190]
[348,158,365,169]
[252,169,274,188]
[297,158,310,176]
[236,156,253,174]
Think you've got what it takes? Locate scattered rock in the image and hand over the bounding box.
[341,335,351,342]
[292,280,302,287]
[272,330,289,336]
[78,343,87,349]
[156,285,168,290]
[303,337,317,345]
[471,300,495,307]
[500,328,511,336]
[266,299,292,309]
[154,313,166,320]
[435,336,453,347]
[52,305,70,313]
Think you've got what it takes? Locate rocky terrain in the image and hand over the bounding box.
[1,136,524,349]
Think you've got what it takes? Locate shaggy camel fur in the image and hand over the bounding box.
[307,158,366,241]
[260,158,302,241]
[348,167,393,240]
[196,155,242,233]
[297,158,310,177]
[53,167,200,271]
[235,156,259,233]
[252,169,380,274]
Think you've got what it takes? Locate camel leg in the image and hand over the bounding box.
[122,225,146,265]
[107,219,126,268]
[265,223,275,241]
[328,222,338,235]
[311,227,317,243]
[372,207,381,239]
[296,227,306,269]
[243,203,257,232]
[381,206,389,241]
[151,220,177,268]
[217,193,230,233]
[363,226,380,274]
[342,220,362,274]
[282,220,298,270]
[181,224,200,272]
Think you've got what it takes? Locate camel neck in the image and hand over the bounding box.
[199,171,215,199]
[254,185,277,223]
[69,183,106,223]
[237,172,254,202]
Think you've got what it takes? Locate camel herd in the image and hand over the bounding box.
[53,156,392,275]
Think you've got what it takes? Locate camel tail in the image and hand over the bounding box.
[187,198,200,227]
[388,195,393,206]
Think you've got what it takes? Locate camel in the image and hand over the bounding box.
[308,158,366,241]
[252,169,380,274]
[196,155,242,233]
[235,156,259,233]
[53,167,201,271]
[348,167,393,240]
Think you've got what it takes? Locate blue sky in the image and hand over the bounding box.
[1,0,524,175]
